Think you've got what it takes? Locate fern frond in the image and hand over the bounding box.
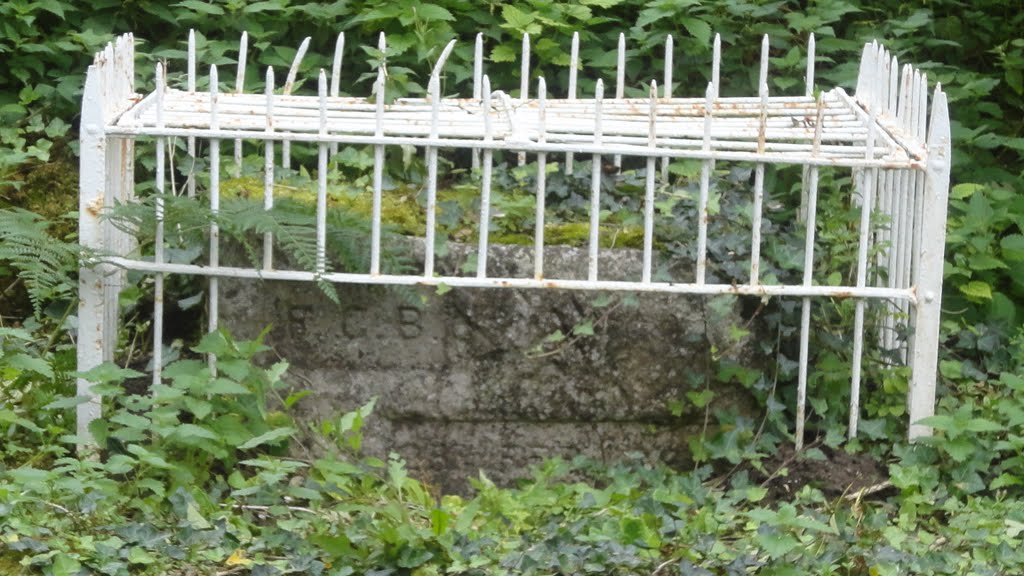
[104,194,413,304]
[0,208,79,313]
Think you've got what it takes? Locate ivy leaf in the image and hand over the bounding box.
[76,363,144,384]
[491,45,517,63]
[43,396,90,410]
[51,553,82,576]
[415,4,455,22]
[544,330,566,343]
[127,546,157,564]
[964,418,1003,433]
[969,253,1007,270]
[174,423,219,442]
[242,1,286,14]
[171,0,225,16]
[681,18,712,46]
[959,280,992,301]
[431,508,450,536]
[944,437,975,462]
[1001,234,1024,261]
[745,486,768,502]
[572,321,595,336]
[5,352,53,378]
[238,427,295,450]
[580,0,625,7]
[126,444,174,469]
[687,389,715,409]
[105,454,136,475]
[186,502,212,530]
[207,378,250,395]
[756,526,799,559]
[990,473,1022,490]
[502,5,535,31]
[110,412,151,430]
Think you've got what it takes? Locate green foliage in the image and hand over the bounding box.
[0,208,79,314]
[943,181,1024,326]
[4,349,1024,574]
[1,0,1024,574]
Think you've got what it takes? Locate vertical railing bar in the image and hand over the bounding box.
[887,54,899,116]
[424,40,458,278]
[855,42,872,105]
[710,33,721,189]
[696,83,714,285]
[899,64,913,133]
[472,33,483,171]
[878,102,895,351]
[872,41,882,111]
[883,48,893,114]
[881,166,896,352]
[876,165,892,350]
[908,72,929,362]
[758,34,770,95]
[749,35,769,286]
[614,33,625,168]
[518,33,530,166]
[874,46,885,114]
[712,34,721,98]
[370,34,387,276]
[566,31,579,176]
[478,75,495,278]
[187,29,197,198]
[869,42,881,112]
[281,36,312,172]
[849,105,878,439]
[661,34,673,181]
[805,33,815,97]
[534,77,547,280]
[795,94,826,450]
[233,32,247,178]
[642,80,657,283]
[886,56,901,350]
[329,32,345,158]
[263,67,275,271]
[880,46,890,113]
[917,73,929,142]
[208,65,220,373]
[799,33,815,223]
[588,79,605,282]
[893,63,914,358]
[896,164,913,359]
[153,62,166,386]
[315,70,328,275]
[884,62,913,354]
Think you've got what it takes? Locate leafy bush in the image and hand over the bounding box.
[2,1,1024,574]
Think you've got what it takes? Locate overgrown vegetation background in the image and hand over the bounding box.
[1,0,1023,574]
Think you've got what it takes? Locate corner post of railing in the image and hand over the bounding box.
[78,35,135,445]
[908,84,951,441]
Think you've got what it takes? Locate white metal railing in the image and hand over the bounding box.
[77,31,951,449]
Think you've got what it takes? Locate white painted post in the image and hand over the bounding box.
[281,36,311,172]
[78,35,135,445]
[908,85,951,440]
[77,62,108,445]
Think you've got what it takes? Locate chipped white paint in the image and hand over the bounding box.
[79,31,951,449]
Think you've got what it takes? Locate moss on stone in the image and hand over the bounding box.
[3,159,79,239]
[219,176,645,250]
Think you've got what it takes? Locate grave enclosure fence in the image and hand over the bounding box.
[77,30,951,449]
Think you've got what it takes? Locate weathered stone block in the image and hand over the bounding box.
[221,239,758,492]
